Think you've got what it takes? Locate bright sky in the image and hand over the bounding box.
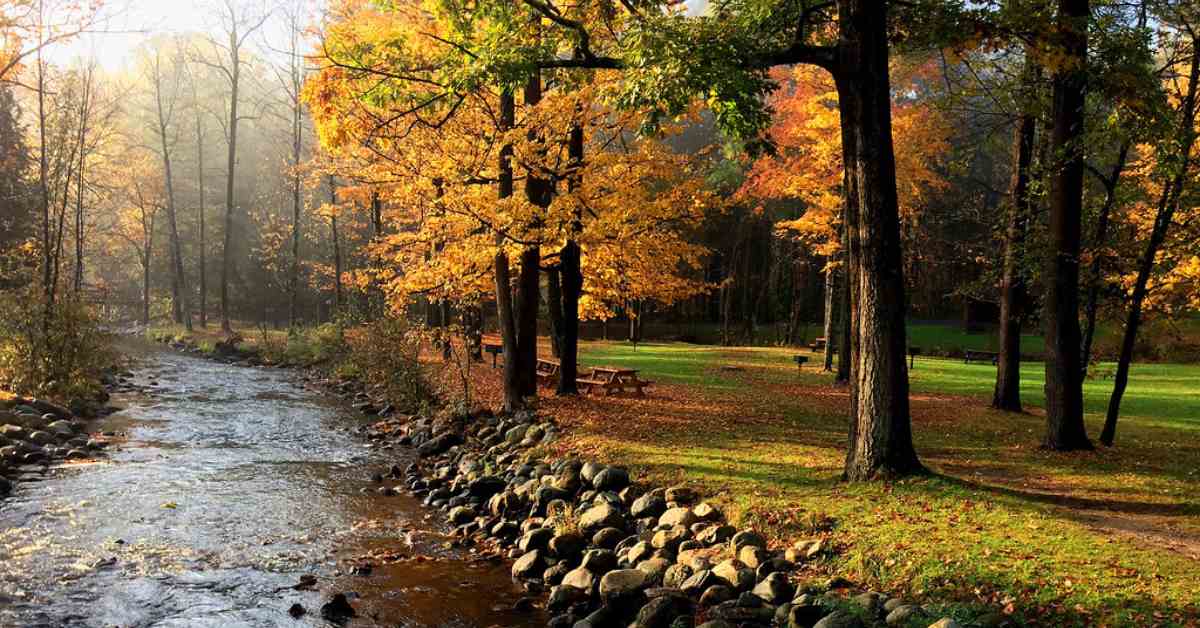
[47,0,708,72]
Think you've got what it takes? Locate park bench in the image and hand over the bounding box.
[806,338,835,353]
[577,366,653,396]
[963,350,999,365]
[536,358,560,385]
[482,335,503,368]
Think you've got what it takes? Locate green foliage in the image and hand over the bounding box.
[0,288,116,402]
[345,315,433,414]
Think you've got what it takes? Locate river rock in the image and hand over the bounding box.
[632,492,668,519]
[813,610,864,628]
[592,466,629,492]
[752,572,793,604]
[549,533,585,557]
[519,527,555,552]
[697,524,736,546]
[699,584,735,607]
[512,550,545,580]
[561,566,597,592]
[468,475,506,498]
[447,505,475,525]
[580,502,624,534]
[885,605,923,626]
[712,559,745,587]
[581,548,618,573]
[928,620,961,628]
[663,563,693,589]
[680,569,718,595]
[547,584,590,612]
[591,527,625,550]
[659,507,697,528]
[633,592,694,628]
[319,593,357,622]
[417,431,462,457]
[651,525,690,552]
[637,557,671,585]
[504,424,529,444]
[730,530,767,552]
[599,568,646,601]
[693,502,722,521]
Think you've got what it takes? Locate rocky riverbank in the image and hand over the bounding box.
[0,395,114,499]
[150,333,1012,628]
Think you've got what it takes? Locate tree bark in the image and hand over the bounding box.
[220,30,240,333]
[836,0,922,480]
[546,268,563,358]
[515,71,549,398]
[154,54,192,332]
[495,88,523,412]
[993,71,1036,413]
[1102,38,1200,447]
[1080,141,1129,374]
[836,271,851,385]
[328,176,342,316]
[196,109,207,328]
[556,120,584,395]
[822,261,836,371]
[1042,0,1092,451]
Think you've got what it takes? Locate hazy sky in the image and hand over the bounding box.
[47,0,707,72]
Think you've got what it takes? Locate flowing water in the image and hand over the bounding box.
[0,345,541,628]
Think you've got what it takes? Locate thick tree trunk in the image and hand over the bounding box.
[513,71,549,398]
[1042,0,1092,451]
[836,0,922,480]
[993,82,1036,413]
[495,89,523,412]
[556,121,584,396]
[1102,40,1199,447]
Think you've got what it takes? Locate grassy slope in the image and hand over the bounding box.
[563,341,1200,627]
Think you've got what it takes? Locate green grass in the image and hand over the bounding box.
[560,339,1200,627]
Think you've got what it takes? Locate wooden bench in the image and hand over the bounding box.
[482,335,503,368]
[793,355,809,373]
[536,358,560,384]
[806,338,835,353]
[964,350,999,365]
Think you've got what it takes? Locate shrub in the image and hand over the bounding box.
[0,287,116,402]
[344,315,432,414]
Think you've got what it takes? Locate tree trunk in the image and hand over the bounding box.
[1042,0,1092,451]
[1079,141,1129,374]
[836,272,851,385]
[514,71,548,398]
[993,71,1036,413]
[546,268,563,358]
[196,113,207,328]
[822,261,836,371]
[142,212,155,326]
[495,88,523,412]
[1102,38,1199,447]
[557,120,584,396]
[329,177,342,316]
[836,0,922,480]
[155,60,191,332]
[220,43,240,333]
[289,97,302,330]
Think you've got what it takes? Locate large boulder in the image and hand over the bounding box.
[752,572,793,604]
[511,550,546,580]
[632,592,694,628]
[631,492,668,519]
[467,475,507,499]
[659,507,698,528]
[599,569,647,602]
[417,431,462,457]
[592,467,630,492]
[580,503,625,534]
[812,610,864,628]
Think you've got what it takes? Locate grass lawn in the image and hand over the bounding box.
[528,341,1200,627]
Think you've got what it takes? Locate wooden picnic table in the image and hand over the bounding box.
[536,358,560,384]
[578,366,653,396]
[481,335,503,368]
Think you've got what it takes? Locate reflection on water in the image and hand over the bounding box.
[0,348,541,627]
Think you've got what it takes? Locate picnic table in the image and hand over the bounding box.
[809,337,834,352]
[482,335,503,368]
[536,358,560,384]
[577,366,653,396]
[964,349,999,365]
